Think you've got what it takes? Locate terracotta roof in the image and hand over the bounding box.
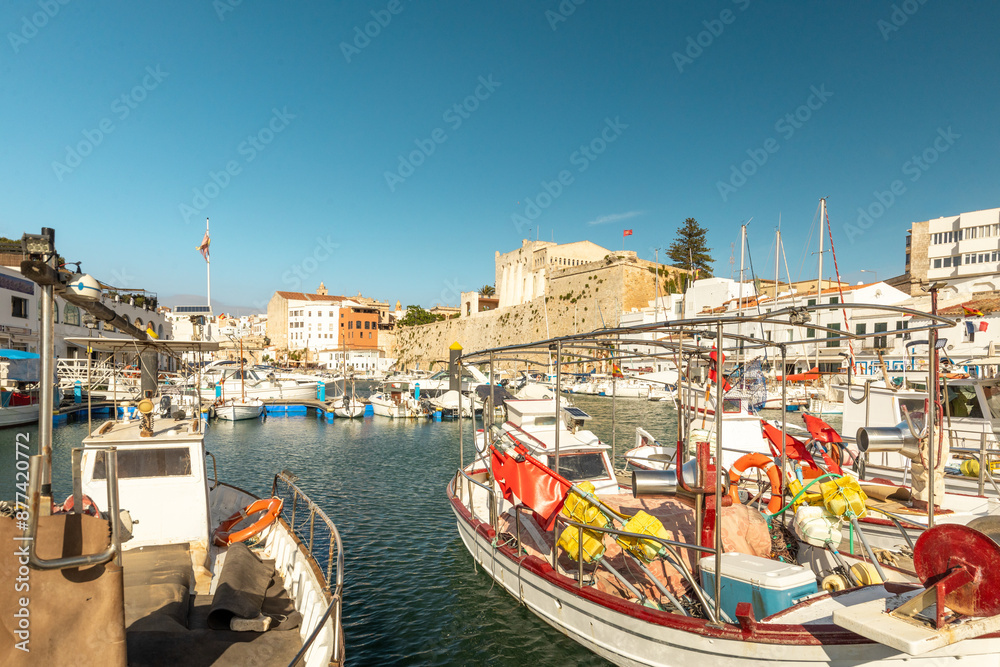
[275,291,350,302]
[939,295,1000,316]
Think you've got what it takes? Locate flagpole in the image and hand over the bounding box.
[206,217,212,314]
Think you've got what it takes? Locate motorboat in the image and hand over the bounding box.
[191,366,319,402]
[368,380,428,419]
[428,389,482,418]
[3,238,345,666]
[0,349,54,428]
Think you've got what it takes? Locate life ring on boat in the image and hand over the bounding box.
[728,453,783,514]
[54,493,100,517]
[212,497,283,547]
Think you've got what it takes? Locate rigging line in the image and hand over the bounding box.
[824,204,856,373]
[780,232,797,307]
[794,202,822,283]
[743,229,769,363]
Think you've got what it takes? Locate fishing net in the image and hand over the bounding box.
[725,357,767,413]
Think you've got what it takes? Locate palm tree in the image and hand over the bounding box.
[479,284,496,297]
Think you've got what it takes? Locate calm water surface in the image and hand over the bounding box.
[0,395,836,666]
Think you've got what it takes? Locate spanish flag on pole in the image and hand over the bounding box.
[962,304,984,317]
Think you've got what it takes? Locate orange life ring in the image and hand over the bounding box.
[729,453,784,514]
[212,497,283,547]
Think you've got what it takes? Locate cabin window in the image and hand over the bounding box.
[948,387,982,419]
[93,447,192,480]
[722,398,742,413]
[533,416,557,426]
[554,453,607,482]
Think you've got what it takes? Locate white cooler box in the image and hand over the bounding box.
[699,552,818,621]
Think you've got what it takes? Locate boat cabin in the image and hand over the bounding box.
[501,399,618,493]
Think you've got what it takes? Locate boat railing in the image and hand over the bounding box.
[451,467,498,531]
[24,447,123,570]
[948,430,1000,497]
[271,471,344,667]
[541,507,722,623]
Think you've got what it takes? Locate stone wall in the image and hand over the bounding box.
[391,255,687,368]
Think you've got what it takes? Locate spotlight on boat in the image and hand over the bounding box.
[632,459,700,499]
[856,421,920,459]
[66,273,102,302]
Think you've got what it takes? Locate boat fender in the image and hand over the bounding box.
[728,453,783,514]
[213,497,284,547]
[821,573,849,592]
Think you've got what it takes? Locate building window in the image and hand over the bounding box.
[896,320,908,339]
[934,258,942,269]
[830,297,838,305]
[855,323,866,336]
[369,331,372,339]
[806,328,815,338]
[874,322,888,348]
[348,321,352,329]
[64,304,81,326]
[356,321,361,329]
[826,323,841,348]
[807,298,816,307]
[364,321,369,329]
[12,297,28,319]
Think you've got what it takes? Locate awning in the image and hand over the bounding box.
[63,337,220,353]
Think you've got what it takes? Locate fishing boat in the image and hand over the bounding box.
[448,306,1000,665]
[0,349,51,428]
[2,230,344,666]
[214,340,265,421]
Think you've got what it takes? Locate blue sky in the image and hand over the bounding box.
[1,1,997,312]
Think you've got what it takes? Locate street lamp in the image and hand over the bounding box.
[859,269,878,283]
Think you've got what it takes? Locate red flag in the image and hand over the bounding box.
[802,413,844,474]
[490,444,571,529]
[623,229,632,237]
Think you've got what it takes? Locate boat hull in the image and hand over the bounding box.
[215,403,264,421]
[449,480,1000,666]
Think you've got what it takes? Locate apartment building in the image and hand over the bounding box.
[905,206,1000,295]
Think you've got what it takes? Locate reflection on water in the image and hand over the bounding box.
[0,395,843,666]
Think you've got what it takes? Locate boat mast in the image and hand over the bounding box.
[239,338,245,402]
[205,217,212,313]
[738,223,746,369]
[816,199,825,370]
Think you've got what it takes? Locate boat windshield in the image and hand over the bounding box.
[554,452,609,483]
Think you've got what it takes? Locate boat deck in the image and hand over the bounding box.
[123,542,304,667]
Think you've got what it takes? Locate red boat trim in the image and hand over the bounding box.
[448,484,873,646]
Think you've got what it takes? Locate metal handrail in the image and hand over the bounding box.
[452,468,498,532]
[26,448,122,570]
[271,472,344,667]
[547,512,720,623]
[205,451,219,490]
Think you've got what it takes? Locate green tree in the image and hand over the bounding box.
[479,284,495,297]
[397,305,443,327]
[667,218,714,282]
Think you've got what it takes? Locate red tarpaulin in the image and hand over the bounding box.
[760,420,818,470]
[774,366,820,382]
[708,348,731,392]
[802,413,844,474]
[491,444,572,529]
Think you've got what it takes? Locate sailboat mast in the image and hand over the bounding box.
[774,222,780,301]
[738,223,746,367]
[239,338,245,400]
[205,217,212,313]
[816,198,826,369]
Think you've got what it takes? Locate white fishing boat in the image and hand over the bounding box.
[215,396,265,421]
[214,339,266,421]
[449,306,1000,665]
[369,380,428,419]
[0,349,52,427]
[3,236,344,666]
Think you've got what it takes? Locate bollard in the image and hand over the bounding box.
[415,382,420,400]
[74,380,82,404]
[364,404,374,417]
[434,410,442,422]
[215,385,222,400]
[317,381,326,401]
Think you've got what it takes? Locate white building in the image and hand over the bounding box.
[907,206,1000,295]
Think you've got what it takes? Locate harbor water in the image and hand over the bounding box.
[0,395,837,666]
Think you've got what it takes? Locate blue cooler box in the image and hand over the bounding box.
[699,552,817,621]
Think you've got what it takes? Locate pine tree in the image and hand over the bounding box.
[667,218,714,278]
